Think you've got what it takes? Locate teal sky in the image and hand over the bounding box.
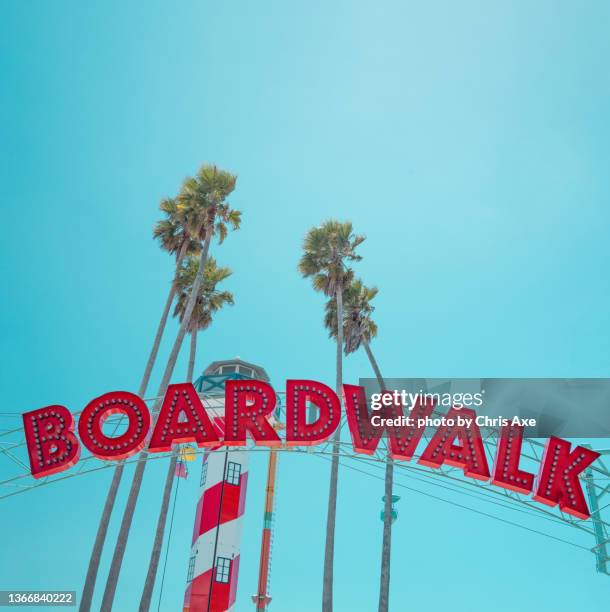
[2,1,610,610]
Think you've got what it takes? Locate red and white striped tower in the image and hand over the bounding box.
[184,359,270,612]
[183,446,248,612]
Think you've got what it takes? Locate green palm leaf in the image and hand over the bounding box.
[173,255,234,332]
[325,277,379,354]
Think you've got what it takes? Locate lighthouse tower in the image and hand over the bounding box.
[183,359,270,612]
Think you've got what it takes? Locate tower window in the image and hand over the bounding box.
[200,461,208,487]
[215,557,231,583]
[187,555,196,582]
[226,461,241,485]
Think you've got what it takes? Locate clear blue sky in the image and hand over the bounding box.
[1,1,610,610]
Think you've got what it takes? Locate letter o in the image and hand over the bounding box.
[78,391,150,460]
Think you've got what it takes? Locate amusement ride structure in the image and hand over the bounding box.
[1,358,610,612]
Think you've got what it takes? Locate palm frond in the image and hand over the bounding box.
[298,220,365,296]
[153,198,201,261]
[324,277,379,354]
[173,255,235,332]
[174,164,240,243]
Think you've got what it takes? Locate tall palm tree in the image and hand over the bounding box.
[298,220,364,612]
[101,164,240,611]
[148,197,203,383]
[325,279,393,612]
[139,256,234,611]
[79,198,200,612]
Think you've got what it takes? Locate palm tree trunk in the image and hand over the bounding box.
[80,463,125,612]
[80,238,187,612]
[322,283,343,612]
[378,456,394,612]
[139,329,198,611]
[101,234,212,611]
[363,338,384,390]
[187,330,197,384]
[138,454,178,612]
[362,338,393,612]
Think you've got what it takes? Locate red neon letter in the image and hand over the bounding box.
[224,380,281,446]
[23,405,81,478]
[533,437,599,519]
[491,424,534,495]
[419,407,490,480]
[285,380,341,445]
[78,391,151,460]
[343,385,435,461]
[148,383,220,452]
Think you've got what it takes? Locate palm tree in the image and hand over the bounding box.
[139,256,234,611]
[101,164,240,611]
[325,279,392,612]
[148,197,204,383]
[298,220,365,612]
[80,199,200,612]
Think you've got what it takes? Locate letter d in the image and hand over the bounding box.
[286,380,341,445]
